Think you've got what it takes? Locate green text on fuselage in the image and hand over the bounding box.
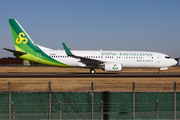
[101,52,153,56]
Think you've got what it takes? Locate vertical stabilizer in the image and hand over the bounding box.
[9,19,39,52]
[8,19,68,67]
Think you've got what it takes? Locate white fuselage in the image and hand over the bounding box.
[42,49,177,69]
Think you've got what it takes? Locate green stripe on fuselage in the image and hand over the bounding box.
[14,46,69,67]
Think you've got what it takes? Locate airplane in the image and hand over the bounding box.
[3,19,177,74]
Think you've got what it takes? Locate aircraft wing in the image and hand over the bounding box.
[62,43,104,67]
[3,48,27,55]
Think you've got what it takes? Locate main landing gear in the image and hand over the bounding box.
[90,68,96,74]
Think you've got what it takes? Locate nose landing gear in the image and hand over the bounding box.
[90,69,95,74]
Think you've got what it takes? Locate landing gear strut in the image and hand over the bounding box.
[158,70,162,74]
[90,69,95,74]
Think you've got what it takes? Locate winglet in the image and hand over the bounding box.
[62,43,73,56]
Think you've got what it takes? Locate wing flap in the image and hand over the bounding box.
[78,57,104,67]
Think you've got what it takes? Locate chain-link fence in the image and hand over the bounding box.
[0,81,179,119]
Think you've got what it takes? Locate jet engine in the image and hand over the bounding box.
[103,63,122,71]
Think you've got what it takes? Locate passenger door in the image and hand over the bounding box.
[37,53,41,61]
[157,55,161,63]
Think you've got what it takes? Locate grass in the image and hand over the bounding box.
[0,66,179,92]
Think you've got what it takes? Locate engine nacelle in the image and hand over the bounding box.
[103,63,122,71]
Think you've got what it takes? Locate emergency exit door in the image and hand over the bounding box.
[37,53,41,61]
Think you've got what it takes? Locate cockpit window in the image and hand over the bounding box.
[165,56,171,59]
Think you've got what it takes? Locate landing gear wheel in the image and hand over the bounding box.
[158,70,162,74]
[90,69,95,74]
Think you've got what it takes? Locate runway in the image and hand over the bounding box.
[1,67,180,92]
[0,72,180,78]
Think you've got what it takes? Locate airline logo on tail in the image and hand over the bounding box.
[16,32,28,44]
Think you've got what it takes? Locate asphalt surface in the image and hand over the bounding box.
[0,72,180,78]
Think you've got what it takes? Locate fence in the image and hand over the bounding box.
[0,81,180,119]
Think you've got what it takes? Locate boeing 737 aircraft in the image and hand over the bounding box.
[3,19,177,74]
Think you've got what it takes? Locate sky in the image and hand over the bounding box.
[0,0,180,58]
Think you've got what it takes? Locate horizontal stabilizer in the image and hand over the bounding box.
[3,48,27,55]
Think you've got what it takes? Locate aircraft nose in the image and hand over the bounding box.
[172,59,177,65]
